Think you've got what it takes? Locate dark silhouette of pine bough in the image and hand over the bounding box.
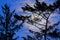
[14,14,31,22]
[14,0,60,40]
[48,29,60,38]
[0,4,23,40]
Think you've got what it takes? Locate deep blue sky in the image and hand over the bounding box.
[0,0,58,40]
[0,0,56,13]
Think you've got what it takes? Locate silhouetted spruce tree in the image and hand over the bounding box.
[0,4,22,40]
[14,0,60,40]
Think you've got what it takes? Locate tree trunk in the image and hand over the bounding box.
[44,18,48,40]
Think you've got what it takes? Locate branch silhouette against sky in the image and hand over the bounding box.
[14,0,60,40]
[0,0,60,40]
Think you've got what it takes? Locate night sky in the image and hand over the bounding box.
[0,0,59,40]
